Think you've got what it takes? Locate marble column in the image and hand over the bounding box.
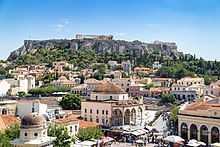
[208,131,211,145]
[122,114,124,126]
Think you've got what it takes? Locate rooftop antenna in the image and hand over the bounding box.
[32,102,35,112]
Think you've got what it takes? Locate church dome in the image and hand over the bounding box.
[93,81,126,94]
[21,112,46,129]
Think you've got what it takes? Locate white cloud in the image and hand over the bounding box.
[52,24,65,32]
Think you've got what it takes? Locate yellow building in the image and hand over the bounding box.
[178,99,220,145]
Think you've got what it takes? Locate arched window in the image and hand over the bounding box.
[190,124,198,140]
[2,109,7,115]
[181,122,188,140]
[211,126,219,143]
[200,125,208,145]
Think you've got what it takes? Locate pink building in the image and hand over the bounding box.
[203,84,220,97]
[128,84,146,97]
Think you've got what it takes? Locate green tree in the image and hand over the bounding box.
[170,106,179,134]
[160,94,175,104]
[146,83,155,89]
[6,74,14,78]
[60,94,83,110]
[48,124,71,147]
[28,85,70,96]
[0,124,20,147]
[76,127,104,141]
[17,91,26,98]
[204,75,211,85]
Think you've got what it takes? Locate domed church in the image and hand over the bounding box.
[10,112,55,147]
[81,81,144,127]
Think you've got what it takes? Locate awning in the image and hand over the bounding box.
[132,131,142,136]
[136,130,146,135]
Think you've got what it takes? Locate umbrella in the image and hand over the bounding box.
[136,139,144,144]
[186,139,200,147]
[164,135,184,143]
[212,142,220,147]
[198,141,206,146]
[188,139,199,144]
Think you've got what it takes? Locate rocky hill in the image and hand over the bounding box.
[7,38,183,62]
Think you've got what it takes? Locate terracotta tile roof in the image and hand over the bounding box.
[172,83,186,87]
[0,114,20,132]
[69,114,81,120]
[87,81,107,85]
[93,81,126,94]
[113,78,132,82]
[51,76,76,84]
[150,88,162,92]
[52,117,78,125]
[185,101,220,111]
[79,120,100,129]
[181,77,204,81]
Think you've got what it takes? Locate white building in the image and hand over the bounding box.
[16,100,48,119]
[121,60,132,74]
[10,112,55,147]
[177,77,204,87]
[152,61,162,69]
[108,61,118,69]
[52,117,79,136]
[5,75,36,95]
[81,81,144,127]
[171,83,198,100]
[112,78,135,92]
[0,80,11,96]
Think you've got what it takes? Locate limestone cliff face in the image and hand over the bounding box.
[7,39,181,61]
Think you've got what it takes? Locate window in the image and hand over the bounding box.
[106,119,108,124]
[96,96,98,100]
[34,132,38,137]
[121,84,123,86]
[102,110,104,115]
[127,84,129,86]
[102,119,105,124]
[211,91,214,94]
[96,118,99,123]
[90,109,92,114]
[106,111,108,115]
[70,126,73,132]
[97,110,99,114]
[85,109,87,113]
[110,96,112,100]
[75,125,77,131]
[24,133,28,137]
[84,117,87,121]
[90,117,93,122]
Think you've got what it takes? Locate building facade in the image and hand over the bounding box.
[177,77,204,87]
[10,112,55,147]
[178,100,220,145]
[81,82,144,127]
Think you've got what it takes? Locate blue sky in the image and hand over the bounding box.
[0,0,220,60]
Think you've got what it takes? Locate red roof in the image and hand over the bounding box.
[79,120,100,129]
